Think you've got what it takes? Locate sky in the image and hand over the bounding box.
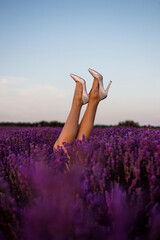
[0,0,160,126]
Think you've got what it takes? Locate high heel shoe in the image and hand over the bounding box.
[70,73,89,104]
[88,68,112,100]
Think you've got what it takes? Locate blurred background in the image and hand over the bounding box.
[0,0,160,126]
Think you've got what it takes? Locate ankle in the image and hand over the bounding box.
[89,79,100,103]
[88,97,100,105]
[73,82,83,105]
[72,97,83,107]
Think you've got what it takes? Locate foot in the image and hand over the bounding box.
[88,68,112,100]
[70,74,89,104]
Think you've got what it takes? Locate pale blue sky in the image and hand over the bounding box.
[0,0,160,125]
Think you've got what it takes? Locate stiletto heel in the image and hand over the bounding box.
[70,73,89,104]
[88,68,112,100]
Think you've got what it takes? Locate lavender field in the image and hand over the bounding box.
[0,126,160,240]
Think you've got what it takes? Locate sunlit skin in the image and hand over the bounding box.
[53,78,100,151]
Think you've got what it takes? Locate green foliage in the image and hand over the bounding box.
[0,120,159,128]
[39,121,64,127]
[118,120,140,127]
[0,121,64,127]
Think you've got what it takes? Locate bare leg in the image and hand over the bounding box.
[76,78,100,140]
[53,82,83,150]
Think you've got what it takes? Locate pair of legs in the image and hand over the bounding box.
[53,77,100,151]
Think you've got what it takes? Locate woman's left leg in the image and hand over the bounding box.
[53,82,83,150]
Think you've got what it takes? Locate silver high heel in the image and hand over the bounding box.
[88,68,112,100]
[70,73,89,104]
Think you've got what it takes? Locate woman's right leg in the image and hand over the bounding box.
[53,82,83,150]
[76,69,112,140]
